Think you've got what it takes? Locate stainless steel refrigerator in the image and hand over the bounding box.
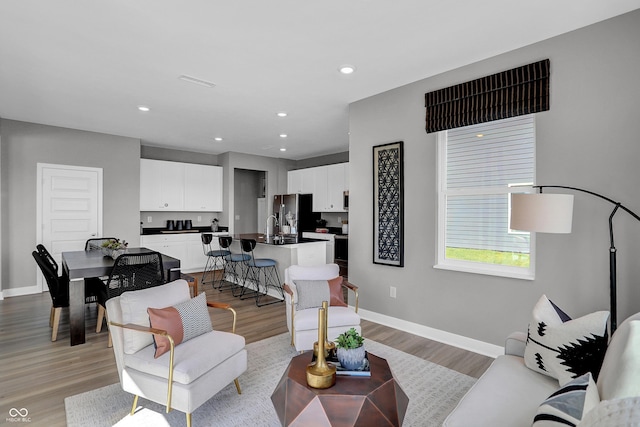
[272,194,320,237]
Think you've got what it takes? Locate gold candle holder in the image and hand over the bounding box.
[306,307,336,389]
[314,301,336,359]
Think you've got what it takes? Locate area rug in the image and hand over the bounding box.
[65,333,475,426]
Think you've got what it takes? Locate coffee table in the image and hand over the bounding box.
[271,351,409,426]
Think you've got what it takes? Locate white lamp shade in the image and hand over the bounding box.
[511,193,574,233]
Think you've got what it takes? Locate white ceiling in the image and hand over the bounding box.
[1,1,639,160]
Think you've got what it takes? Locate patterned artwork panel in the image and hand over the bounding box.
[373,141,404,267]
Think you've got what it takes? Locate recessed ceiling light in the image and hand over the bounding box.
[279,134,288,138]
[338,65,356,75]
[137,105,150,112]
[276,112,288,117]
[214,137,223,142]
[280,148,287,152]
[476,133,484,138]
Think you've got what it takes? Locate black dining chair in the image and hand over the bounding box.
[97,251,165,347]
[33,244,103,341]
[85,238,117,335]
[201,233,230,288]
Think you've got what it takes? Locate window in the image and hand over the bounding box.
[436,114,535,279]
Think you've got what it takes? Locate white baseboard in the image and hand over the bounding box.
[2,285,41,298]
[357,307,503,359]
[0,290,3,300]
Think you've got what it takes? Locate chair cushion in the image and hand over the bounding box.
[120,279,191,354]
[532,372,600,426]
[597,318,640,400]
[295,306,360,331]
[579,396,640,427]
[207,250,230,257]
[123,330,245,385]
[147,292,213,358]
[524,295,609,385]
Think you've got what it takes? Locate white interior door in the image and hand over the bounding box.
[37,163,103,291]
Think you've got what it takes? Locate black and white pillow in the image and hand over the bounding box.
[533,372,600,426]
[524,295,609,385]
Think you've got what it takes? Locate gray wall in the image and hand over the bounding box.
[295,152,349,169]
[220,152,293,233]
[234,168,264,233]
[0,119,141,291]
[348,10,640,346]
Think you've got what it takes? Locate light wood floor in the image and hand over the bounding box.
[0,273,493,426]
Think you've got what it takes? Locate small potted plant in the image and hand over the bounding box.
[334,328,366,370]
[100,239,128,259]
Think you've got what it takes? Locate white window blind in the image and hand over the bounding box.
[436,114,535,279]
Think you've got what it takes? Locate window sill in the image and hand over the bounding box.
[433,263,534,281]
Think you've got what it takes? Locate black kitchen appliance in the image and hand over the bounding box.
[272,194,320,237]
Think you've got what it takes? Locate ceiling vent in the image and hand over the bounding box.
[178,75,216,88]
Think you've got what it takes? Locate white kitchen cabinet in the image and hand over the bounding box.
[140,159,185,211]
[288,163,348,212]
[288,168,315,194]
[184,164,223,211]
[141,232,228,273]
[141,159,223,212]
[325,163,345,212]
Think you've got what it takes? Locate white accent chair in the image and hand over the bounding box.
[283,264,360,352]
[106,279,247,427]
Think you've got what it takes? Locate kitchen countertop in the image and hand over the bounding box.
[234,233,326,246]
[141,226,229,235]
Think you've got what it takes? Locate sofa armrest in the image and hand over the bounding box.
[505,331,527,357]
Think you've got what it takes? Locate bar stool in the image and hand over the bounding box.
[239,238,284,306]
[201,233,230,288]
[219,236,251,296]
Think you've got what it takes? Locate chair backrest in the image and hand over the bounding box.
[285,263,340,285]
[240,239,256,253]
[105,251,164,300]
[32,247,68,307]
[85,237,117,251]
[219,235,233,250]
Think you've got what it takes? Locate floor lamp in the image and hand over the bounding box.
[510,185,640,334]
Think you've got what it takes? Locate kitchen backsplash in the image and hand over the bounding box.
[319,212,349,228]
[140,212,223,230]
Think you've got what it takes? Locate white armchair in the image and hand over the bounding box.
[106,279,247,427]
[283,264,360,352]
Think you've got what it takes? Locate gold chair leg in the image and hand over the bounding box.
[234,378,242,394]
[51,307,61,341]
[186,413,192,427]
[96,304,105,333]
[130,395,139,415]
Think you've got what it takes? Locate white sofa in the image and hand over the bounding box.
[444,312,640,427]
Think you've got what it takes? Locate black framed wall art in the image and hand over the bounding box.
[373,141,404,267]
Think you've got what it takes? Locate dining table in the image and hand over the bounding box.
[61,247,181,346]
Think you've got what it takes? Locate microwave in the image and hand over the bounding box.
[343,191,349,211]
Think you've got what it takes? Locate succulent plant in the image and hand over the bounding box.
[335,328,364,349]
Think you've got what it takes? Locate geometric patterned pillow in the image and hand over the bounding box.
[532,372,600,426]
[147,292,213,358]
[524,295,609,385]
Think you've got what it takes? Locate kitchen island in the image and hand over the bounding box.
[229,233,327,300]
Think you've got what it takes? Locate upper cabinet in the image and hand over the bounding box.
[184,163,223,211]
[288,162,348,212]
[140,159,223,212]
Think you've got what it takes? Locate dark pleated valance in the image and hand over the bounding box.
[425,59,550,133]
